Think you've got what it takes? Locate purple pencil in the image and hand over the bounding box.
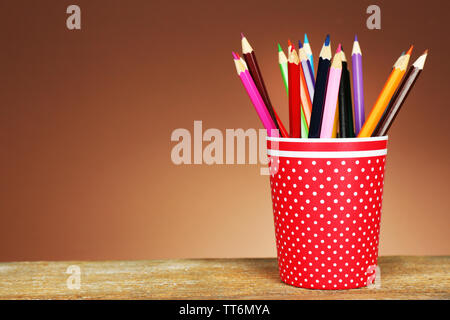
[352,35,365,135]
[299,40,315,102]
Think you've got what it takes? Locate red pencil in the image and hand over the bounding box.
[288,39,294,55]
[288,46,301,138]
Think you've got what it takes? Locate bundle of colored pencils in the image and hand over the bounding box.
[232,33,428,138]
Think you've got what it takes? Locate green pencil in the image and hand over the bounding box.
[278,43,289,94]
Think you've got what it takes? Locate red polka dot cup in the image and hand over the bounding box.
[267,136,388,290]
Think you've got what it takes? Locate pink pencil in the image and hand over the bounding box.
[232,52,278,136]
[320,45,343,138]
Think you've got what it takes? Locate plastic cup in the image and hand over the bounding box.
[267,136,388,290]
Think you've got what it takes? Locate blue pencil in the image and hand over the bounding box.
[303,34,314,76]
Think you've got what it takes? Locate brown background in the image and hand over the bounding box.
[0,0,448,262]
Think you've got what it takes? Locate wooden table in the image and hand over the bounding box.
[0,256,448,299]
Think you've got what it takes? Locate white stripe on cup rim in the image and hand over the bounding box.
[267,149,388,158]
[266,136,388,143]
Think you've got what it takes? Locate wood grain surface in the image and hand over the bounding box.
[0,256,448,299]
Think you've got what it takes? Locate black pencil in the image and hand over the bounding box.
[338,48,355,138]
[308,35,331,138]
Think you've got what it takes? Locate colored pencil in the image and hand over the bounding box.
[278,43,289,95]
[372,50,428,136]
[241,34,287,137]
[280,43,308,138]
[288,47,301,138]
[303,34,314,75]
[298,57,313,128]
[338,48,355,138]
[351,35,365,135]
[392,51,405,69]
[299,40,315,102]
[299,104,309,138]
[332,101,339,138]
[288,39,294,56]
[233,52,278,136]
[320,44,343,138]
[308,35,331,138]
[358,46,413,137]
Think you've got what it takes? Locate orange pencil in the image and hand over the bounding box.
[358,46,413,137]
[332,102,339,138]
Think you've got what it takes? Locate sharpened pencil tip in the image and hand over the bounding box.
[298,40,303,48]
[336,44,342,53]
[304,33,309,44]
[406,45,413,55]
[325,34,330,46]
[277,43,283,52]
[413,49,428,69]
[232,52,239,60]
[288,39,293,50]
[354,34,358,42]
[241,32,245,39]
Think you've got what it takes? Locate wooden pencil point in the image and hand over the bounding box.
[397,52,411,71]
[406,45,413,55]
[319,40,332,60]
[304,33,309,44]
[288,48,298,63]
[412,51,428,69]
[241,36,253,54]
[331,51,342,69]
[352,38,362,56]
[299,47,308,61]
[340,50,347,62]
[233,58,246,75]
[288,39,293,50]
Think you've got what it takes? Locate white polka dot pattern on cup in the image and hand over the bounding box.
[269,155,386,290]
